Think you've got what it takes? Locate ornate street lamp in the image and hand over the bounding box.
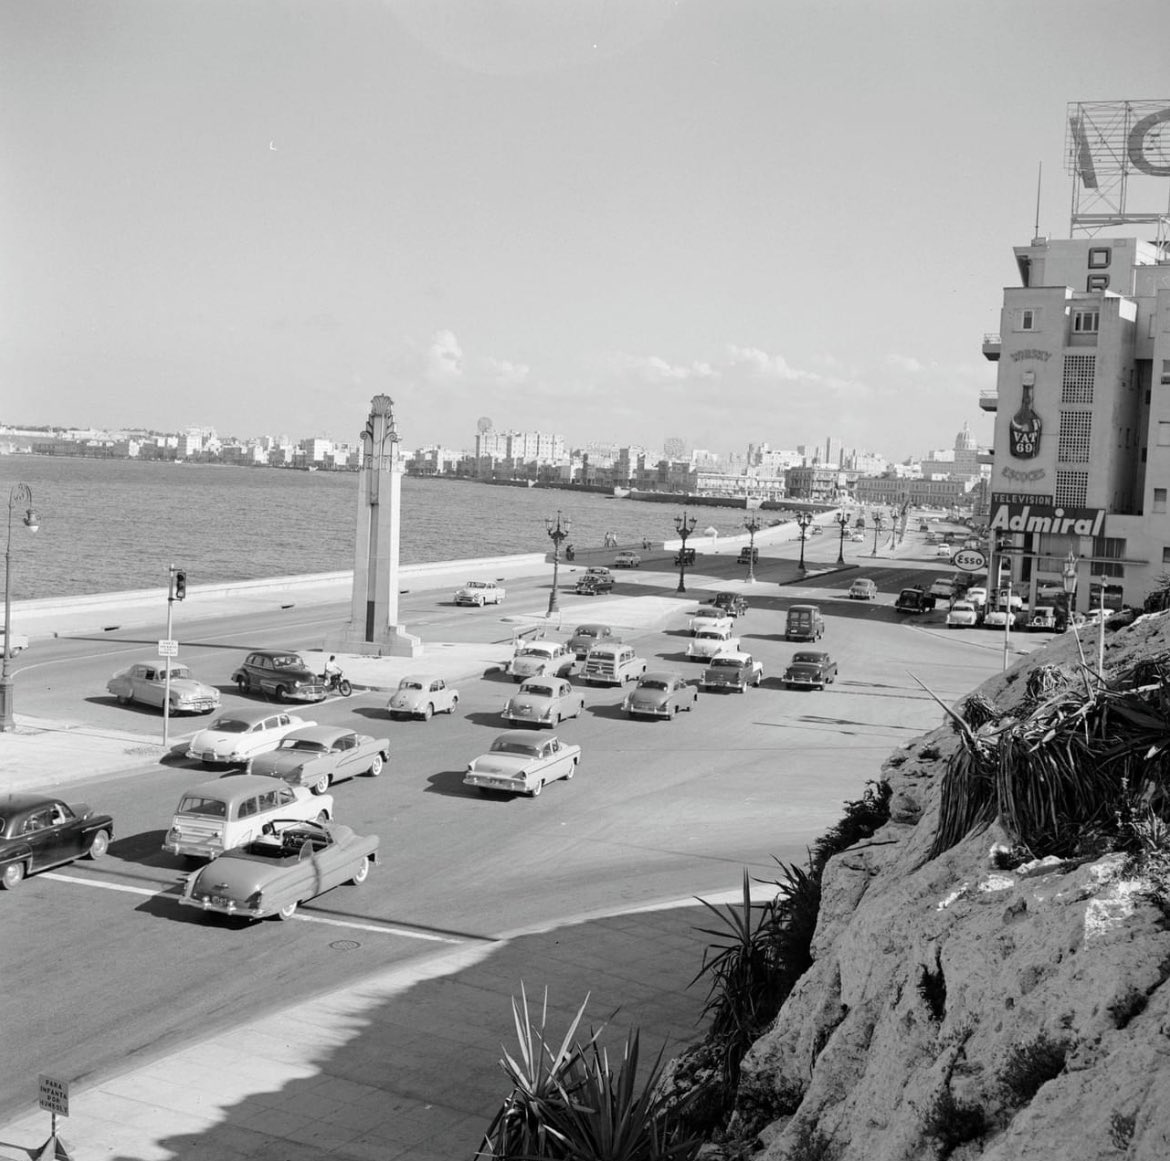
[870,513,884,558]
[2,483,40,733]
[743,514,763,583]
[796,511,812,572]
[545,510,571,615]
[835,510,851,565]
[674,511,697,592]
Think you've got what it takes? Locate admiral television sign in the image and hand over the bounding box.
[988,503,1106,537]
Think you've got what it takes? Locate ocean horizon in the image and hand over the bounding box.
[0,456,777,601]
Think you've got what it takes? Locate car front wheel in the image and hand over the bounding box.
[237,678,248,694]
[277,900,298,921]
[448,694,459,714]
[312,773,332,795]
[530,779,543,797]
[275,686,288,702]
[350,856,370,885]
[421,703,433,721]
[87,830,110,859]
[368,754,383,777]
[1,862,25,890]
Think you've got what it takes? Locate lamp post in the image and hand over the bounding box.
[835,510,851,565]
[1061,550,1079,639]
[743,514,763,583]
[871,514,884,558]
[1092,572,1108,680]
[675,511,697,592]
[796,512,812,572]
[2,484,39,733]
[545,510,571,615]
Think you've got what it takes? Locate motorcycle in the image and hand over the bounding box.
[322,671,353,697]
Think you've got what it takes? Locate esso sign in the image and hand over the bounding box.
[953,549,987,572]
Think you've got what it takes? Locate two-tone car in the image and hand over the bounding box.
[455,580,506,606]
[711,592,748,617]
[502,677,585,728]
[386,675,460,719]
[179,820,378,922]
[1,794,114,889]
[782,651,838,690]
[507,641,574,683]
[700,651,764,693]
[689,607,734,635]
[231,651,326,703]
[186,709,314,767]
[247,726,389,794]
[107,661,220,714]
[583,567,615,591]
[686,626,738,661]
[622,672,698,719]
[464,732,582,797]
[567,623,613,660]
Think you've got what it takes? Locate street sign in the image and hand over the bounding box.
[158,639,179,658]
[38,1074,69,1117]
[952,549,987,572]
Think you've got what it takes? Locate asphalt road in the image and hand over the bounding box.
[1,538,1021,1124]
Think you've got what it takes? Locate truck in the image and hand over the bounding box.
[895,586,936,615]
[700,651,764,693]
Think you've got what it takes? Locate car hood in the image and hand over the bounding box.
[470,754,533,776]
[170,678,219,698]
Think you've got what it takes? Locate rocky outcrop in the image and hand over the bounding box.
[734,615,1170,1160]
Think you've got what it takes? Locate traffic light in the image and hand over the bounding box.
[174,570,187,601]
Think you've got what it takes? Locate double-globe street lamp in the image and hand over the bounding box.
[675,511,697,593]
[2,483,40,733]
[743,514,763,583]
[835,510,851,565]
[796,511,812,572]
[545,510,571,615]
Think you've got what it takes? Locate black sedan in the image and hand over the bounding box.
[782,651,839,690]
[712,592,748,617]
[0,794,114,889]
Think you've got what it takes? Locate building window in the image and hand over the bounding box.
[1086,274,1110,292]
[1088,247,1111,269]
[1161,359,1170,386]
[1017,308,1038,331]
[1061,355,1095,404]
[1072,309,1100,333]
[1154,488,1167,514]
[1057,411,1092,462]
[1164,547,1170,565]
[1055,470,1089,507]
[1160,422,1170,447]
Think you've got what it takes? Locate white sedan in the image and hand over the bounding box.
[454,580,506,606]
[107,662,220,714]
[946,601,979,629]
[687,627,739,660]
[464,732,582,797]
[689,607,734,635]
[186,710,314,767]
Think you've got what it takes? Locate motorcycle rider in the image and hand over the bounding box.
[323,654,343,688]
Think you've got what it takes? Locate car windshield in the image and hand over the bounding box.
[207,717,251,733]
[280,739,327,752]
[517,648,551,658]
[639,679,669,690]
[399,680,424,690]
[490,740,539,757]
[574,627,600,637]
[522,684,555,698]
[177,795,227,817]
[696,631,724,640]
[170,665,192,680]
[793,653,823,663]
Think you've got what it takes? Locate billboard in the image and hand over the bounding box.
[988,503,1105,537]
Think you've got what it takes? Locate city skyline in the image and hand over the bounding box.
[3,2,1165,459]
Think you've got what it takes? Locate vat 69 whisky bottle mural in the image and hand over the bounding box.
[1009,372,1042,459]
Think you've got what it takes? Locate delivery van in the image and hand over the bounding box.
[785,604,825,641]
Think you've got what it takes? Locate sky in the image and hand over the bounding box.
[3,0,1169,462]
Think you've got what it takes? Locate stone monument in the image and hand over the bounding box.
[336,394,422,657]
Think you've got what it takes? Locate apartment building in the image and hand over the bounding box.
[981,234,1170,611]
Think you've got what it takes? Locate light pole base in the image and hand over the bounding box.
[0,673,15,732]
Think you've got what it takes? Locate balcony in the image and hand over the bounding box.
[978,388,998,412]
[982,333,1002,361]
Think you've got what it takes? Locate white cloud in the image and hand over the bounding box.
[615,354,718,384]
[481,357,530,386]
[725,345,801,380]
[887,353,926,374]
[425,330,464,383]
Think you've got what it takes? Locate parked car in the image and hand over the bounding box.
[785,604,825,641]
[231,651,325,703]
[946,601,980,629]
[929,578,957,600]
[936,544,954,558]
[179,820,378,922]
[965,586,988,609]
[0,794,113,889]
[700,651,764,693]
[583,567,615,591]
[502,677,585,727]
[737,546,759,564]
[782,651,838,690]
[690,607,734,635]
[623,671,698,718]
[386,674,460,719]
[849,531,865,542]
[454,579,506,606]
[107,661,220,714]
[1028,606,1057,631]
[567,623,614,659]
[507,642,574,683]
[848,579,877,600]
[464,732,582,797]
[982,607,1018,630]
[687,626,738,660]
[674,547,696,566]
[895,587,935,614]
[712,592,748,617]
[613,550,642,568]
[186,709,314,767]
[247,726,389,793]
[162,774,332,861]
[581,643,647,686]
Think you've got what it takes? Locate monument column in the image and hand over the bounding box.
[337,395,422,657]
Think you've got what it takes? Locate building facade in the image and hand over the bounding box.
[981,234,1170,610]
